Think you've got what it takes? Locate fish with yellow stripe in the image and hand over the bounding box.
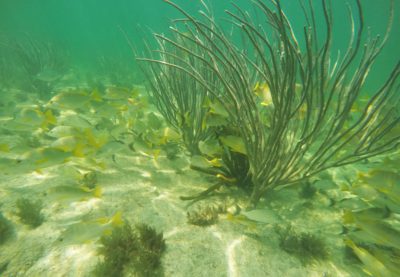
[253,82,273,106]
[344,239,392,277]
[58,212,123,245]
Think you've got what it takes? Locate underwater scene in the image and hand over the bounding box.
[0,0,399,276]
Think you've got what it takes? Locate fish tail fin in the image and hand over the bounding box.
[153,149,161,161]
[45,109,57,125]
[94,186,102,198]
[216,173,236,183]
[344,238,356,249]
[73,143,85,157]
[111,211,123,227]
[343,210,355,224]
[384,206,392,218]
[357,172,368,182]
[0,143,10,152]
[90,88,103,102]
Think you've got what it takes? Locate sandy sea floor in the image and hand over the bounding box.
[0,84,379,277]
[0,138,368,277]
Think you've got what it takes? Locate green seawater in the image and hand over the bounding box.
[0,1,399,276]
[1,0,398,86]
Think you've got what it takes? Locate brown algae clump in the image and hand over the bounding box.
[16,198,44,228]
[0,211,14,244]
[275,225,329,265]
[94,222,166,277]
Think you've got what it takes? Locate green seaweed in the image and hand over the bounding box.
[275,225,328,265]
[0,261,9,275]
[94,224,137,277]
[80,171,98,189]
[94,223,165,277]
[161,142,181,160]
[187,206,219,226]
[16,198,44,228]
[299,182,317,199]
[343,245,362,265]
[135,224,166,276]
[0,212,13,245]
[220,149,252,191]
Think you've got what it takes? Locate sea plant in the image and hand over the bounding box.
[135,223,166,275]
[138,0,399,207]
[299,181,317,199]
[138,27,253,190]
[16,198,44,228]
[0,211,13,245]
[0,43,11,88]
[0,40,16,89]
[139,32,215,155]
[94,222,166,277]
[96,54,139,87]
[275,225,328,265]
[80,171,98,189]
[0,261,9,275]
[94,224,137,277]
[187,205,219,226]
[8,36,67,97]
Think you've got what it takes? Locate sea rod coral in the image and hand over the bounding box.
[138,0,399,207]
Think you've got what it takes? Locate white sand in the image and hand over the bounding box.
[0,141,364,277]
[0,87,368,276]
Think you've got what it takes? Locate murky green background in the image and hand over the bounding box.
[1,0,399,89]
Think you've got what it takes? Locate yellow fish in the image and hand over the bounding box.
[48,90,91,110]
[104,86,132,100]
[90,88,103,102]
[220,135,247,155]
[198,139,223,157]
[359,170,400,202]
[216,174,236,183]
[51,136,78,152]
[6,107,56,132]
[226,213,257,230]
[344,211,400,250]
[0,143,10,152]
[58,212,123,245]
[203,98,229,118]
[253,82,273,106]
[45,184,102,203]
[345,239,391,277]
[191,155,223,169]
[47,125,76,138]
